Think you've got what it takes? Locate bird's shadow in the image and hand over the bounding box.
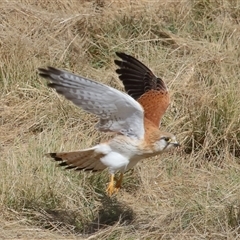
[41,191,135,235]
[83,192,135,234]
[38,170,139,235]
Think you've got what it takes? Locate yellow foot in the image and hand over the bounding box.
[115,173,123,192]
[106,173,124,196]
[106,174,117,196]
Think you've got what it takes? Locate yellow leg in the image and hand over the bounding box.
[106,174,115,196]
[115,173,124,192]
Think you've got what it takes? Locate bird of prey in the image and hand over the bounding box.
[38,52,179,196]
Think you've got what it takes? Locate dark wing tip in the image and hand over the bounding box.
[114,59,122,68]
[38,66,62,76]
[115,52,139,64]
[114,52,168,99]
[46,153,63,161]
[38,67,65,89]
[58,161,68,167]
[45,153,98,172]
[56,159,94,171]
[38,67,50,79]
[115,52,127,58]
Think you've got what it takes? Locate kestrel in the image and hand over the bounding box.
[38,52,179,196]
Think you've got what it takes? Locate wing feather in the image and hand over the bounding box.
[39,67,144,139]
[115,52,170,127]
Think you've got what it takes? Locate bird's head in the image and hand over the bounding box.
[153,132,180,152]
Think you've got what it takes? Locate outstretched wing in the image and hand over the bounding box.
[38,67,144,139]
[115,52,170,127]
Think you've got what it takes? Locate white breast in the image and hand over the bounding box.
[100,151,129,174]
[95,136,143,174]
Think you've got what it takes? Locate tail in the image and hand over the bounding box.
[46,146,107,172]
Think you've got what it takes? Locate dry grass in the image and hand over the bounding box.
[1,0,240,239]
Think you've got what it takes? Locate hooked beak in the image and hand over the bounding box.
[170,141,180,148]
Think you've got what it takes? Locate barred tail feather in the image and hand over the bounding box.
[46,147,107,172]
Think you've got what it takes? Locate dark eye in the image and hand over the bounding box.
[162,137,171,142]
